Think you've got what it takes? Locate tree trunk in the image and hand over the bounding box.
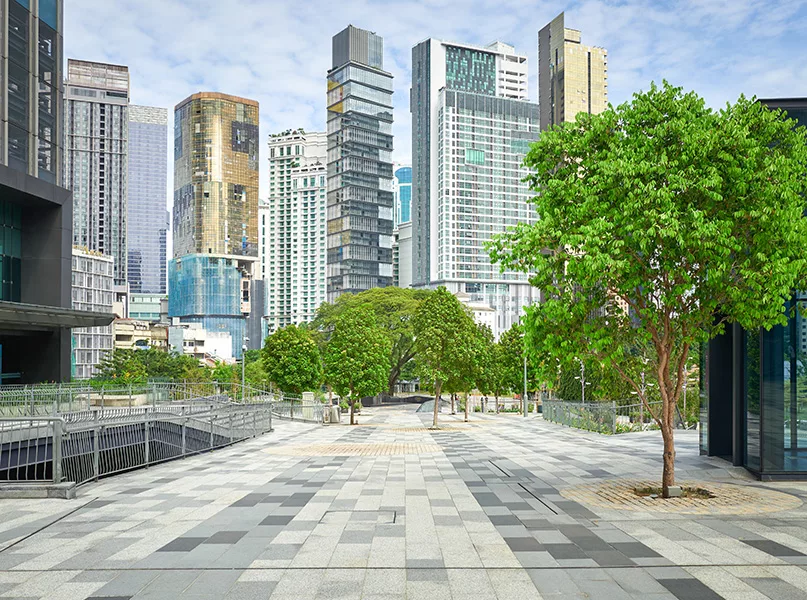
[451,393,456,415]
[464,391,469,422]
[432,379,442,428]
[350,397,355,425]
[661,418,675,497]
[495,394,499,414]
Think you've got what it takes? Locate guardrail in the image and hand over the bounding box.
[1,402,274,486]
[271,400,325,424]
[542,399,686,434]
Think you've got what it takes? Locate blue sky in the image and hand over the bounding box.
[66,0,807,202]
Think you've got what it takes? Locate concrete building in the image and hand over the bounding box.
[168,92,259,359]
[263,129,327,335]
[64,59,130,285]
[129,293,166,322]
[168,321,233,363]
[113,318,168,351]
[410,38,540,335]
[538,12,608,131]
[0,0,112,384]
[455,290,498,339]
[393,222,412,288]
[71,247,114,379]
[326,25,394,301]
[393,164,412,227]
[128,105,169,294]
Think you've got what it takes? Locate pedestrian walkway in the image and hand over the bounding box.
[1,405,807,599]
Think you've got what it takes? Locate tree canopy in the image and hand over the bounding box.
[314,287,431,393]
[489,81,807,496]
[95,348,208,383]
[413,286,480,428]
[323,308,390,424]
[262,324,322,395]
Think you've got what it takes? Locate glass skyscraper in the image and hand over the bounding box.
[169,92,259,359]
[326,25,394,301]
[128,105,169,294]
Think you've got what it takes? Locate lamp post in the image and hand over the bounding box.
[242,336,250,401]
[523,355,528,418]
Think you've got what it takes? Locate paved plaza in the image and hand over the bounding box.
[2,405,807,599]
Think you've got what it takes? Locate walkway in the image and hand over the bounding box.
[1,405,807,599]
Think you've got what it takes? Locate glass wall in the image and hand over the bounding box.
[0,200,23,302]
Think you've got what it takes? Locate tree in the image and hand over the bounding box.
[323,308,390,425]
[314,287,431,394]
[95,349,148,383]
[262,324,322,395]
[489,81,807,497]
[413,286,480,428]
[475,325,499,414]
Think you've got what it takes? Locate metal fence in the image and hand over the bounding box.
[1,402,274,486]
[542,399,685,434]
[271,400,325,424]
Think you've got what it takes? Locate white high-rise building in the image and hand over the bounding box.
[71,247,114,379]
[264,129,328,335]
[64,59,130,286]
[411,39,539,337]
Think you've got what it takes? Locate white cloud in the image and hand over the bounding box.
[65,0,807,212]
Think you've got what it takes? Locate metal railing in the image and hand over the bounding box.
[542,399,687,434]
[1,402,274,486]
[271,399,325,424]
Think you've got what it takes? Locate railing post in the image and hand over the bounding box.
[29,386,35,416]
[209,412,214,448]
[129,384,132,409]
[253,411,257,437]
[52,419,63,484]
[612,401,617,434]
[144,407,150,466]
[101,386,105,410]
[93,409,100,480]
[181,413,187,457]
[269,403,273,432]
[229,405,234,444]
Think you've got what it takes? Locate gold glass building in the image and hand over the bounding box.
[169,92,259,359]
[538,12,608,130]
[173,92,259,258]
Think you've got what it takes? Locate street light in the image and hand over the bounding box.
[242,336,250,400]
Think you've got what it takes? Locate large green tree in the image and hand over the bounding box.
[314,287,430,394]
[262,324,322,395]
[413,286,480,428]
[489,82,807,497]
[323,308,390,425]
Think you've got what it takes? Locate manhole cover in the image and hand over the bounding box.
[561,480,802,515]
[264,443,442,456]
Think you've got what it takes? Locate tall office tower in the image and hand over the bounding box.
[0,0,110,383]
[169,92,259,359]
[65,59,130,285]
[263,129,327,335]
[538,12,608,131]
[128,105,169,294]
[393,164,412,227]
[326,25,394,301]
[411,39,539,337]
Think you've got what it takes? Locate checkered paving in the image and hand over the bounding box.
[0,405,806,599]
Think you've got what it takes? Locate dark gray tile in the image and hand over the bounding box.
[339,530,375,544]
[611,542,662,558]
[543,544,588,560]
[659,578,725,600]
[505,537,544,552]
[406,569,449,581]
[205,531,247,544]
[259,515,293,526]
[743,539,805,557]
[157,537,208,552]
[585,550,635,567]
[742,577,807,600]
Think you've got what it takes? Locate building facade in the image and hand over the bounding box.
[169,92,259,359]
[0,0,111,384]
[411,39,540,335]
[263,129,327,334]
[71,247,114,379]
[393,164,411,227]
[326,25,394,301]
[703,98,807,478]
[128,105,168,294]
[64,59,130,285]
[392,221,412,288]
[538,12,608,131]
[129,293,166,322]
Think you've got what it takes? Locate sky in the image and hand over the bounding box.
[66,0,807,206]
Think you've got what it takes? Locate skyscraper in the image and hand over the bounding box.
[263,129,327,335]
[411,39,539,337]
[0,0,113,383]
[65,59,130,285]
[326,25,394,301]
[169,92,259,359]
[393,164,411,227]
[128,105,169,294]
[538,12,608,131]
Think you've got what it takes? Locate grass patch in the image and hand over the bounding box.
[634,486,716,499]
